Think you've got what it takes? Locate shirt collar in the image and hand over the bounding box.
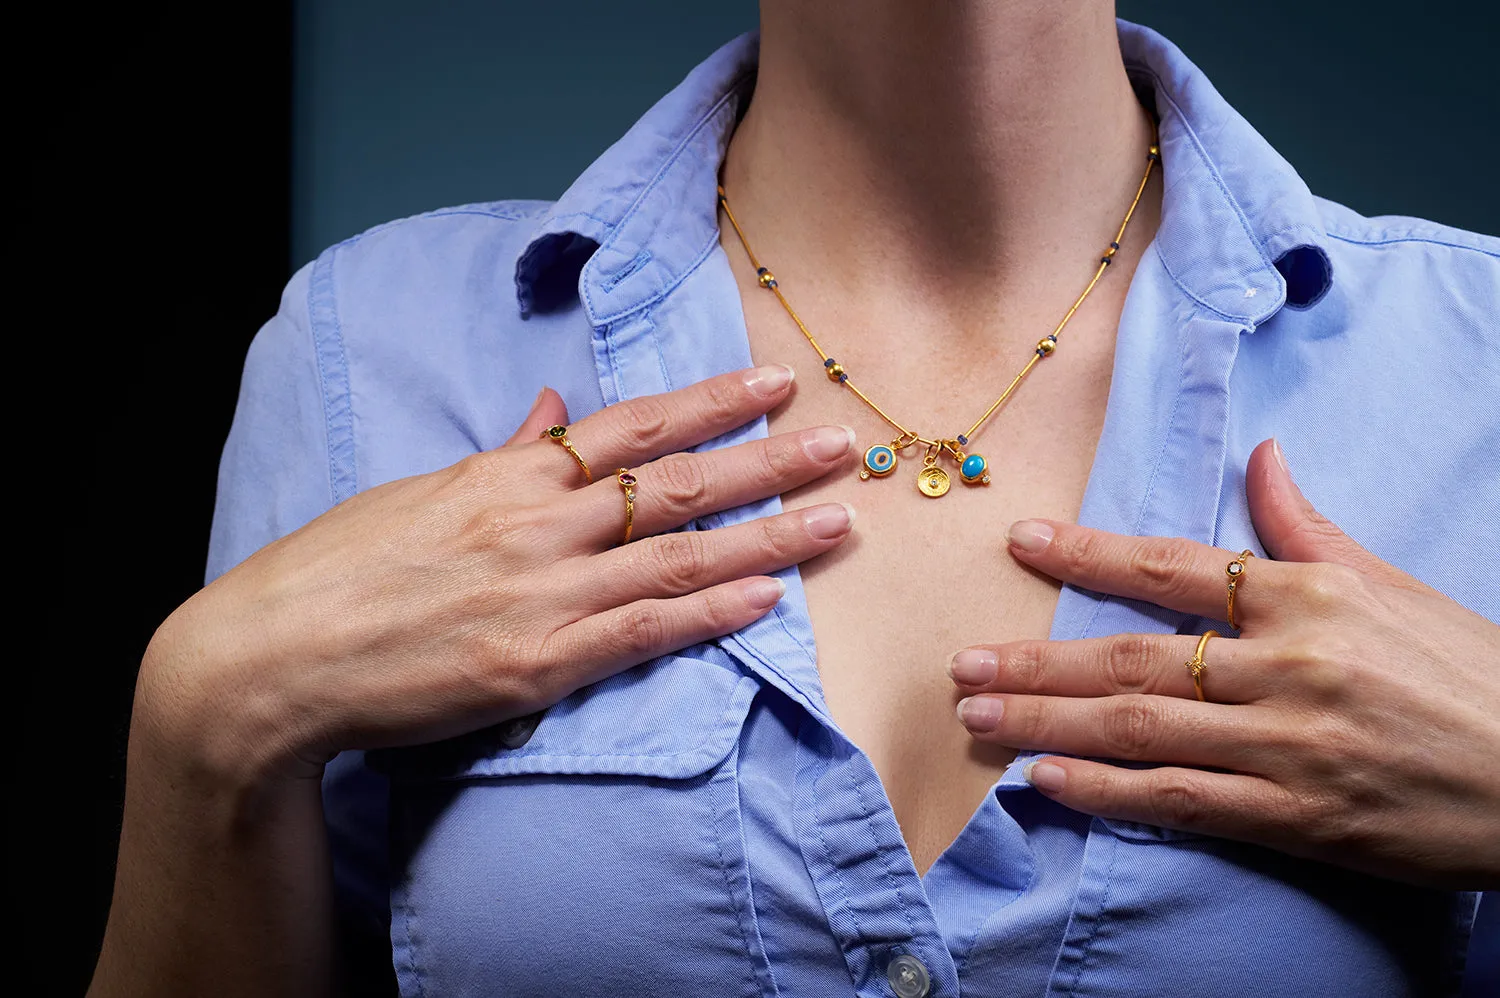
[515,20,1333,326]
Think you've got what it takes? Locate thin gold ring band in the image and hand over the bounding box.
[543,424,593,484]
[1226,549,1253,629]
[1184,630,1220,702]
[615,468,638,546]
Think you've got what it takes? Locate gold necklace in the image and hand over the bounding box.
[716,133,1160,498]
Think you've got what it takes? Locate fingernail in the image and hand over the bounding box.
[947,649,998,684]
[803,502,855,540]
[743,364,794,396]
[531,385,548,407]
[802,425,856,461]
[1272,437,1290,475]
[746,577,787,609]
[1024,760,1067,793]
[957,695,1003,731]
[1008,520,1054,553]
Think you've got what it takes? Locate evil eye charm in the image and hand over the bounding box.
[960,453,992,486]
[860,444,897,480]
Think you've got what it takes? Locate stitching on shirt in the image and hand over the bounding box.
[704,504,821,684]
[1325,231,1500,260]
[847,758,919,942]
[599,249,653,291]
[424,674,758,779]
[1063,829,1120,998]
[583,71,756,324]
[811,754,868,949]
[1126,66,1282,322]
[953,815,1040,984]
[528,208,618,236]
[308,245,358,503]
[1077,303,1191,640]
[708,745,781,997]
[391,875,428,998]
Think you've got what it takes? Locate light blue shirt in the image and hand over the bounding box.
[208,20,1498,998]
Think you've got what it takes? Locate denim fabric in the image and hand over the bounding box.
[208,20,1498,997]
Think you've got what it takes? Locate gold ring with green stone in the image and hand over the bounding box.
[542,424,593,484]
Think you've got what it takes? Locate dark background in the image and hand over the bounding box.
[31,2,1498,992]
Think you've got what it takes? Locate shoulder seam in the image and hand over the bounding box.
[1324,230,1500,260]
[319,199,556,257]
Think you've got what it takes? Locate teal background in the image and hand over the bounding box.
[292,1,1498,270]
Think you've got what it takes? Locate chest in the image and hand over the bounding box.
[740,288,1120,876]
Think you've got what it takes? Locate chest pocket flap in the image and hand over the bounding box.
[370,642,760,783]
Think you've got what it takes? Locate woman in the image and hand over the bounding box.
[91,4,1499,997]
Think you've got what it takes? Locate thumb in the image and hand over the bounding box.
[1247,437,1427,592]
[502,386,571,447]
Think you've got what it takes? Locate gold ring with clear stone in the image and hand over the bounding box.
[614,468,638,546]
[1225,550,1253,629]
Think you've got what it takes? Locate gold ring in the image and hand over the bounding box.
[614,468,637,545]
[543,424,592,484]
[1225,549,1253,629]
[1184,630,1219,702]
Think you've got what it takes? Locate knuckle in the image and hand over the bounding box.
[1000,643,1048,693]
[459,505,541,553]
[700,585,743,631]
[655,454,710,509]
[756,436,799,482]
[1278,633,1355,701]
[1101,634,1158,692]
[1146,772,1211,828]
[458,627,539,697]
[699,377,743,426]
[618,396,672,447]
[652,531,708,590]
[1285,787,1348,847]
[1294,563,1363,613]
[1128,537,1198,595]
[756,515,800,562]
[1102,696,1163,758]
[617,605,668,657]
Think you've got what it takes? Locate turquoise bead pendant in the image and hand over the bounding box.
[860,443,897,479]
[960,453,992,486]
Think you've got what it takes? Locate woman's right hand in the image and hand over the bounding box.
[138,363,853,788]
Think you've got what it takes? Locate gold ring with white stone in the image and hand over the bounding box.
[1226,550,1253,629]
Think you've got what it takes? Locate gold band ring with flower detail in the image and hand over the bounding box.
[1184,630,1220,702]
[542,424,593,484]
[614,468,638,546]
[1225,549,1254,629]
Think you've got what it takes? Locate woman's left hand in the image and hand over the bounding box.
[949,438,1500,889]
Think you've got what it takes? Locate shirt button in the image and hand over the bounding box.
[496,710,544,749]
[886,953,931,998]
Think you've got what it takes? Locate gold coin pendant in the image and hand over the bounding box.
[917,465,951,497]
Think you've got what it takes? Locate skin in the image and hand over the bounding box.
[90,369,861,997]
[92,2,1497,995]
[723,0,1160,879]
[951,438,1500,889]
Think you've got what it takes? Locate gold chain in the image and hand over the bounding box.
[716,129,1160,497]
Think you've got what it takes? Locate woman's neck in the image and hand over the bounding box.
[721,1,1157,333]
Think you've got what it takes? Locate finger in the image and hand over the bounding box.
[504,386,571,446]
[556,364,797,482]
[1004,519,1299,629]
[1020,757,1298,845]
[956,691,1281,770]
[1247,438,1432,595]
[567,423,857,547]
[575,502,855,613]
[948,632,1263,704]
[541,576,788,691]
